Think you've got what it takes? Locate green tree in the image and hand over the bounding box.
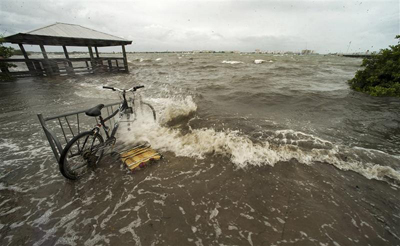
[0,36,16,81]
[348,35,400,97]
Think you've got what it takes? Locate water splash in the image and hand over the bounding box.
[119,97,400,185]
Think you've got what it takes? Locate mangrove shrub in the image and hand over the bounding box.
[0,36,16,81]
[348,35,400,97]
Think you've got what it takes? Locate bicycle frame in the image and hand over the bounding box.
[95,92,130,140]
[92,85,145,144]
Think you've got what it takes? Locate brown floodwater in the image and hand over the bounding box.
[1,53,399,245]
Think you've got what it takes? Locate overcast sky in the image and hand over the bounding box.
[1,0,399,53]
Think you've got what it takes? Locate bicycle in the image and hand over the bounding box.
[59,85,157,180]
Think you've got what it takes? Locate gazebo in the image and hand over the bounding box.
[1,22,132,77]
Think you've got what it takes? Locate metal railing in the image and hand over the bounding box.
[37,102,120,164]
[0,57,127,78]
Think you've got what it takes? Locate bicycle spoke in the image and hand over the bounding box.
[90,135,98,152]
[82,135,90,150]
[67,152,81,158]
[69,162,89,171]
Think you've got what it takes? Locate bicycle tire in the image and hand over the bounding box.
[59,131,104,180]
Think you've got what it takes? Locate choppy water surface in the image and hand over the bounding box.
[1,53,399,245]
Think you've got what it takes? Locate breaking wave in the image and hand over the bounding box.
[119,96,400,185]
[70,77,400,185]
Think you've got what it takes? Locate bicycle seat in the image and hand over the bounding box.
[85,104,104,117]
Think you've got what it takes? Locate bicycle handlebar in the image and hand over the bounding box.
[103,86,116,91]
[102,85,144,92]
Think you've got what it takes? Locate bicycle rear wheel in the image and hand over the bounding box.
[59,131,104,180]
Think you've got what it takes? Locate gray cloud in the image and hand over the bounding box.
[1,0,398,53]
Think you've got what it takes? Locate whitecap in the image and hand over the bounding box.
[222,60,243,64]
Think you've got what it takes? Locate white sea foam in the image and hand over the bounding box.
[228,225,238,230]
[148,96,197,124]
[254,60,265,64]
[209,207,219,220]
[240,213,254,220]
[119,95,400,185]
[0,139,21,152]
[139,58,152,62]
[222,60,243,64]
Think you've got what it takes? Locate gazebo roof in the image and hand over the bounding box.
[4,23,132,47]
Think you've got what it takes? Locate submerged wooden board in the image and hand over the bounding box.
[120,145,162,170]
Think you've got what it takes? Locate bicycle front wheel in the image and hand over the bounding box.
[59,131,104,180]
[139,102,157,122]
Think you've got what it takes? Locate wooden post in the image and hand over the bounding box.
[40,44,53,76]
[33,61,43,76]
[121,45,129,72]
[95,47,100,72]
[18,44,36,75]
[88,46,95,73]
[108,59,112,72]
[95,47,100,58]
[85,61,90,72]
[62,46,74,75]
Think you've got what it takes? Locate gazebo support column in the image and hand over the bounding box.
[95,47,100,58]
[40,45,53,76]
[62,46,74,75]
[88,46,95,73]
[94,46,104,72]
[18,44,36,76]
[121,45,129,72]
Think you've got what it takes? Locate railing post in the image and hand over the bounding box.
[108,59,112,72]
[40,44,53,76]
[33,60,44,76]
[37,113,61,163]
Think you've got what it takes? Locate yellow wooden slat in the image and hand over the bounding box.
[120,145,149,158]
[124,151,160,165]
[120,146,161,170]
[122,147,150,157]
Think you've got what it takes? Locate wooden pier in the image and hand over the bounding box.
[0,23,132,78]
[342,54,372,58]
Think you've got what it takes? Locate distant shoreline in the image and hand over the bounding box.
[16,51,370,57]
